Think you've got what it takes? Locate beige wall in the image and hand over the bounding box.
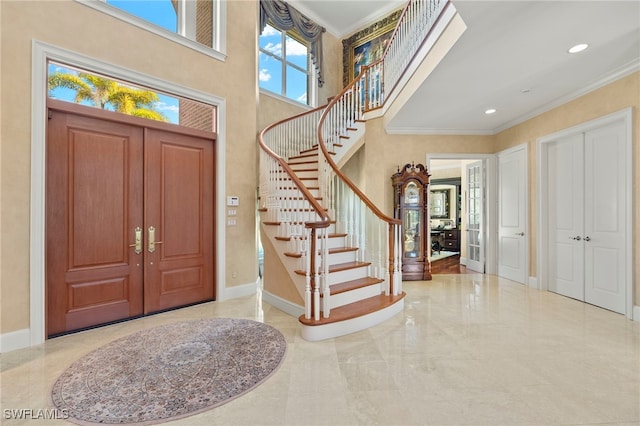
[360,118,495,216]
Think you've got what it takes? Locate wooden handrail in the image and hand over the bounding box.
[258,105,331,230]
[316,82,400,227]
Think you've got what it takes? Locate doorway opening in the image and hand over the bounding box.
[426,155,497,275]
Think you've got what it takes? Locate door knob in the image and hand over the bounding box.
[584,236,591,242]
[569,236,581,241]
[129,227,142,254]
[148,226,164,253]
[515,232,525,236]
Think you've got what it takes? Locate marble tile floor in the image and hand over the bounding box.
[1,274,639,425]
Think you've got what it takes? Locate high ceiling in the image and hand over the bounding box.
[287,0,640,134]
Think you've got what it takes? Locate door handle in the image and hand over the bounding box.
[569,236,581,241]
[129,227,142,254]
[148,226,164,253]
[584,236,591,242]
[515,232,525,236]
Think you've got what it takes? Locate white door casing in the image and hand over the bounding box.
[498,145,528,284]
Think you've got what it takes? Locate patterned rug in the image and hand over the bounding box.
[51,318,287,425]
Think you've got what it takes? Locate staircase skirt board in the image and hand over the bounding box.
[299,293,406,341]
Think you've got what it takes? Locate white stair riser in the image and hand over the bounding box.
[293,170,318,179]
[289,163,317,171]
[328,284,382,310]
[327,250,358,264]
[328,266,369,285]
[289,156,318,165]
[276,188,321,198]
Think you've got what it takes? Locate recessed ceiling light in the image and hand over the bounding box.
[568,43,589,54]
[485,108,496,115]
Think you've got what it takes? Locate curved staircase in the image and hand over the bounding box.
[258,0,455,340]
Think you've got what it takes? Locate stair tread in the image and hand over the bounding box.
[329,261,370,272]
[298,293,405,326]
[284,246,358,258]
[328,276,384,295]
[275,232,346,241]
[294,261,370,276]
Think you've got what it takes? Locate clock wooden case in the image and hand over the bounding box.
[391,163,432,281]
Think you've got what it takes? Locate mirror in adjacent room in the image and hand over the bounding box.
[429,189,449,219]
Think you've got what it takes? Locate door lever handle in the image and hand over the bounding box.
[129,227,142,254]
[584,236,591,242]
[569,235,581,241]
[148,226,164,253]
[515,232,525,236]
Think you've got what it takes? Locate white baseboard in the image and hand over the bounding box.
[528,276,538,289]
[220,281,258,301]
[633,305,640,322]
[262,290,304,318]
[459,256,468,266]
[0,328,31,353]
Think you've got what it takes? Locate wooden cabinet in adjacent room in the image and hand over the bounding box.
[442,229,460,251]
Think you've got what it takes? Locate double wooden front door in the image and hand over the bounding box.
[46,102,215,336]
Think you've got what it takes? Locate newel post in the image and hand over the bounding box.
[308,226,319,320]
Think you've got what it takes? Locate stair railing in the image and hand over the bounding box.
[317,0,449,297]
[259,106,331,321]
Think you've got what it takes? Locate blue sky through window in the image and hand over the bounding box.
[259,24,309,104]
[47,63,180,124]
[106,0,177,32]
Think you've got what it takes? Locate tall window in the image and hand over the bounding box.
[80,0,225,55]
[259,24,312,105]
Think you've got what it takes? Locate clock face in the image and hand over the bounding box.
[404,183,420,205]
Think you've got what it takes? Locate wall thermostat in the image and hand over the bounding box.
[227,196,239,206]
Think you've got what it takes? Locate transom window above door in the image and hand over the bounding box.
[48,61,217,132]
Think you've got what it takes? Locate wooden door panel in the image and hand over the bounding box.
[47,110,144,336]
[144,128,214,313]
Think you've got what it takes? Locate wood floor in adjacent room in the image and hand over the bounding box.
[430,253,475,274]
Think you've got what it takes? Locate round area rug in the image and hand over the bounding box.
[51,318,287,425]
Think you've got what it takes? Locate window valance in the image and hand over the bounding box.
[259,0,325,87]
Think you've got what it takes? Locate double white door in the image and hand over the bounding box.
[546,120,627,314]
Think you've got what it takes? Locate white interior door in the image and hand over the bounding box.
[498,147,527,284]
[546,121,627,314]
[465,161,484,272]
[547,133,584,301]
[583,122,627,313]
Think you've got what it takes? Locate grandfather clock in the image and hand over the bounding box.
[391,163,431,281]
